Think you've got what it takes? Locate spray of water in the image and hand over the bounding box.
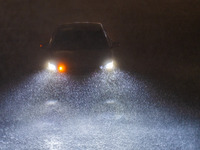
[0,69,199,149]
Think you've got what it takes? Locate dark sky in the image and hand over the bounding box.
[0,0,200,81]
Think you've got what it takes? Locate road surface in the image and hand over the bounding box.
[0,70,199,150]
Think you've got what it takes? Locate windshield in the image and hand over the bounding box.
[50,28,110,50]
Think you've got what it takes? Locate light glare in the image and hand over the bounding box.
[45,100,58,106]
[58,64,66,73]
[105,61,114,70]
[47,62,56,71]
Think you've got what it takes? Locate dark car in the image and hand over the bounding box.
[44,22,117,73]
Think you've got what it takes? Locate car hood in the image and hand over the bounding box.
[50,49,111,68]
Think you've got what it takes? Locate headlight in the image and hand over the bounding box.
[47,62,56,71]
[105,61,114,70]
[101,60,115,70]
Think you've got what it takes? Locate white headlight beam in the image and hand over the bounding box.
[47,62,56,71]
[105,61,114,70]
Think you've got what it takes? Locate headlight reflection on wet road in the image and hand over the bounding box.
[0,69,199,149]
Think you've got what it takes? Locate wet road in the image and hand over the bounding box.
[0,70,199,150]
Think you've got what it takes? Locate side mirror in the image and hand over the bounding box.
[112,41,120,48]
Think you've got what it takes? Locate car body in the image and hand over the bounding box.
[44,22,117,73]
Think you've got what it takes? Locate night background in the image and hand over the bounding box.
[1,0,200,103]
[0,0,199,80]
[0,0,200,149]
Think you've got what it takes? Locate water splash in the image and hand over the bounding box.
[0,69,199,149]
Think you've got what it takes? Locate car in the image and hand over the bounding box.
[42,22,118,73]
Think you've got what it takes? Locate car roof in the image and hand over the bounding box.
[56,22,104,31]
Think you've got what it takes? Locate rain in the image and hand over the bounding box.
[0,69,199,150]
